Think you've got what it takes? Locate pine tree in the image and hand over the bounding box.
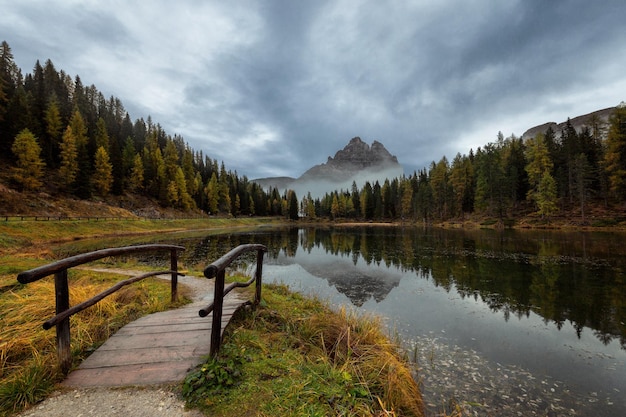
[11,128,45,191]
[603,104,626,200]
[69,110,91,197]
[173,166,193,209]
[525,133,557,215]
[93,146,113,196]
[58,126,78,191]
[536,172,558,218]
[205,172,219,214]
[400,179,413,219]
[44,98,63,166]
[129,153,144,191]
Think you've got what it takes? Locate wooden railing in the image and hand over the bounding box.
[200,243,267,357]
[16,244,185,374]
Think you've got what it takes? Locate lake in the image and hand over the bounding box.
[57,226,626,416]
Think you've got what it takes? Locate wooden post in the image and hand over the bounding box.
[170,249,178,303]
[209,269,225,357]
[255,249,264,305]
[54,270,71,374]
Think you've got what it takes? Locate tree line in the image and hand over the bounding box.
[304,105,626,223]
[0,41,299,219]
[2,40,625,223]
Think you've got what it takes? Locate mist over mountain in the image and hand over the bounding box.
[253,137,404,198]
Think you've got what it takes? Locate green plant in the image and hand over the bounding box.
[182,358,242,403]
[0,356,57,417]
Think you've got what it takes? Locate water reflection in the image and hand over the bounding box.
[56,226,626,348]
[54,226,626,415]
[247,226,626,349]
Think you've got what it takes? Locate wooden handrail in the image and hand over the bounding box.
[17,244,185,283]
[201,243,267,357]
[42,270,184,330]
[16,244,185,374]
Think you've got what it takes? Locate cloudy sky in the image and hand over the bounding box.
[2,0,625,179]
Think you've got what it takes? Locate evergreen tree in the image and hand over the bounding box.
[11,128,45,191]
[400,179,413,219]
[93,146,113,196]
[449,153,474,216]
[69,110,91,197]
[525,133,557,215]
[129,153,144,192]
[58,126,78,191]
[603,103,626,200]
[174,166,193,209]
[536,172,558,218]
[373,181,383,219]
[331,193,340,219]
[572,153,592,220]
[205,172,219,214]
[350,181,361,217]
[44,98,63,166]
[288,190,299,220]
[429,157,452,219]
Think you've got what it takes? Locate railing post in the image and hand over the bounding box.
[255,249,264,305]
[170,249,178,303]
[209,269,225,358]
[54,270,72,374]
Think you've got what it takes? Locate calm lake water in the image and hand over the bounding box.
[56,226,626,416]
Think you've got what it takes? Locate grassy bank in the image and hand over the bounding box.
[0,217,279,256]
[1,218,425,416]
[183,284,424,417]
[0,268,188,416]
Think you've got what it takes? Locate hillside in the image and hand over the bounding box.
[521,106,615,140]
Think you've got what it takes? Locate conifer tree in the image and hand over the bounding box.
[43,98,63,166]
[205,172,219,214]
[69,110,91,197]
[536,172,558,218]
[58,125,78,191]
[93,146,113,196]
[11,128,45,191]
[525,133,557,216]
[129,153,144,191]
[603,104,626,199]
[400,179,414,219]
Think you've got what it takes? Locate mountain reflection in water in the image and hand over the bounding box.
[242,226,626,350]
[55,226,626,415]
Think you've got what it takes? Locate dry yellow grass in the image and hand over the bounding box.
[305,308,424,415]
[0,269,181,415]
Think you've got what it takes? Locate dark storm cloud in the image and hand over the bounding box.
[1,0,625,179]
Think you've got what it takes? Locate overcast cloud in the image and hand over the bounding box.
[2,0,625,179]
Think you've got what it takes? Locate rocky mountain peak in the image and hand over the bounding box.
[327,136,398,168]
[252,137,404,198]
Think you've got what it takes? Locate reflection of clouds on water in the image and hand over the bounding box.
[67,226,626,416]
[265,240,626,417]
[277,247,404,306]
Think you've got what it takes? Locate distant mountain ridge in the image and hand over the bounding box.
[253,137,403,197]
[521,106,617,140]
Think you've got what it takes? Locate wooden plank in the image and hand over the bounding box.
[77,346,202,369]
[63,362,197,387]
[60,281,247,387]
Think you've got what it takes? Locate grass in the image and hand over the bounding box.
[0,267,189,416]
[182,284,424,417]
[1,218,427,416]
[0,217,278,255]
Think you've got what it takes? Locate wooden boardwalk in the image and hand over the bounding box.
[62,274,247,388]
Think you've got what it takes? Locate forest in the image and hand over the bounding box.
[1,40,625,224]
[0,41,300,220]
